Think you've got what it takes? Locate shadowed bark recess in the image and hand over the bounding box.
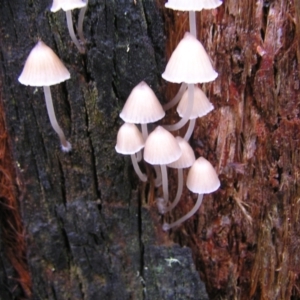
[0,0,208,299]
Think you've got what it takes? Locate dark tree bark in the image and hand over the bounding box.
[0,1,207,299]
[1,0,300,300]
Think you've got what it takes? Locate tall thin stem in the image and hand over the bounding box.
[66,10,85,53]
[163,83,187,111]
[154,165,162,187]
[141,124,148,141]
[78,0,88,44]
[189,11,197,37]
[43,86,71,152]
[161,164,169,204]
[184,119,196,141]
[163,194,203,231]
[163,84,194,132]
[164,168,183,213]
[131,154,147,182]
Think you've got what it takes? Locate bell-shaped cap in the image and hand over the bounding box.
[115,123,144,155]
[177,86,214,119]
[120,81,165,124]
[167,137,195,168]
[165,0,222,11]
[18,41,70,87]
[144,126,181,165]
[51,0,87,12]
[162,32,218,84]
[187,157,220,194]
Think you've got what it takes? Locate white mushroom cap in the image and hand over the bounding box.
[187,157,220,194]
[162,32,218,84]
[115,123,145,155]
[120,81,165,124]
[167,137,195,169]
[165,0,222,11]
[144,126,181,165]
[18,41,70,87]
[51,0,87,12]
[177,86,214,119]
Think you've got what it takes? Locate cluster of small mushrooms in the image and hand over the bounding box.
[18,0,222,231]
[116,0,222,231]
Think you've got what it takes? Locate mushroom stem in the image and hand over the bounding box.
[163,193,203,231]
[161,164,169,204]
[156,197,167,214]
[135,149,142,162]
[66,10,85,53]
[78,0,88,44]
[184,119,196,141]
[163,83,187,111]
[154,165,162,187]
[164,168,183,213]
[189,11,197,37]
[43,86,71,152]
[141,123,148,141]
[131,154,147,182]
[163,83,194,132]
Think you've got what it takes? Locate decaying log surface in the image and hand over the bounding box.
[162,1,300,299]
[0,0,208,299]
[1,0,300,299]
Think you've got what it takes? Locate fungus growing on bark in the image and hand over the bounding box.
[115,123,147,182]
[18,41,72,152]
[51,0,87,53]
[159,137,195,214]
[120,81,165,141]
[177,85,214,140]
[162,32,217,132]
[163,157,220,230]
[144,126,181,204]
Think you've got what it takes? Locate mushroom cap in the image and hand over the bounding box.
[144,126,181,165]
[18,41,70,87]
[167,137,195,169]
[115,123,145,155]
[162,32,218,84]
[51,0,87,12]
[165,0,222,11]
[177,86,214,119]
[187,157,220,194]
[120,81,165,124]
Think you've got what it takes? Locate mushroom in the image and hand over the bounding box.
[163,157,220,231]
[162,32,217,132]
[18,41,72,152]
[165,0,223,37]
[159,137,195,214]
[115,123,147,182]
[120,81,165,140]
[176,85,214,140]
[144,126,181,204]
[51,0,87,53]
[120,81,165,186]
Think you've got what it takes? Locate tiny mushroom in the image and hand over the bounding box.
[144,126,181,204]
[120,81,165,140]
[177,85,214,140]
[159,137,195,214]
[115,123,147,182]
[51,0,87,53]
[162,32,217,132]
[18,40,72,152]
[163,156,220,231]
